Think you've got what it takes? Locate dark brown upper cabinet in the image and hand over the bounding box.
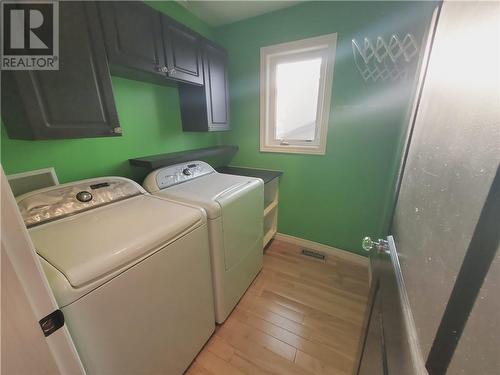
[97,1,165,78]
[1,1,230,140]
[1,2,120,140]
[178,41,230,132]
[160,16,204,85]
[98,2,203,86]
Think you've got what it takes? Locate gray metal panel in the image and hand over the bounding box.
[358,285,385,375]
[391,0,500,362]
[381,237,427,374]
[357,238,428,375]
[447,248,500,375]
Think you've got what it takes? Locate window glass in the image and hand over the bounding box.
[275,58,322,141]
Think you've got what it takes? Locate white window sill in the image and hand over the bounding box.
[260,144,326,155]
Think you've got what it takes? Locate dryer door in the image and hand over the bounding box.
[216,181,263,271]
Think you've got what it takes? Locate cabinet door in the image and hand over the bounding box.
[1,2,120,140]
[161,16,203,85]
[98,1,164,76]
[178,42,230,132]
[204,43,230,130]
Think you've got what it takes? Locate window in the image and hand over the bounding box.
[260,34,337,155]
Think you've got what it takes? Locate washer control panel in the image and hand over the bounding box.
[76,191,93,202]
[17,177,144,227]
[146,161,215,191]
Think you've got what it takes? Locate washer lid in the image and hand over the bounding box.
[29,195,204,288]
[154,173,261,219]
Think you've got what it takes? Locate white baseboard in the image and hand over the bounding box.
[274,232,369,268]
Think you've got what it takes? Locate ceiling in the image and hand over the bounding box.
[178,1,303,27]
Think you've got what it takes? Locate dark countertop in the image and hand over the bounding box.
[129,145,238,171]
[216,166,283,184]
[128,146,283,184]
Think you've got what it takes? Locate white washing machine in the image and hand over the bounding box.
[144,161,264,323]
[17,177,215,374]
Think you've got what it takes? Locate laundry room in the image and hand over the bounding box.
[1,1,499,374]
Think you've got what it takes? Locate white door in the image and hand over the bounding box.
[1,167,85,374]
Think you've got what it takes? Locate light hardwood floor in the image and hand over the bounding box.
[186,239,369,375]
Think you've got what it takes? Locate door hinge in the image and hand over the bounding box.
[39,309,65,337]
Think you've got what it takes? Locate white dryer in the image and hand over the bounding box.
[17,177,215,374]
[144,161,264,323]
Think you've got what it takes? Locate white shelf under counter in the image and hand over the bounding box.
[215,166,282,248]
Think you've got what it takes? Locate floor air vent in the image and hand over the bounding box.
[301,249,327,261]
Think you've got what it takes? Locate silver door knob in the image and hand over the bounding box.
[362,236,374,251]
[362,236,389,254]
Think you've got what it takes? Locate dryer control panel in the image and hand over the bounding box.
[143,161,215,192]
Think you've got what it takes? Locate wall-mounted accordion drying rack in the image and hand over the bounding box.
[352,34,419,82]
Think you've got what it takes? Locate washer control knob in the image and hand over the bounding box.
[182,168,192,176]
[76,191,93,203]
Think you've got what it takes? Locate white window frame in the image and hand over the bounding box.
[260,33,337,155]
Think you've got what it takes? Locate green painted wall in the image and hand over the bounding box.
[1,1,436,256]
[1,2,219,183]
[145,1,214,40]
[216,1,436,255]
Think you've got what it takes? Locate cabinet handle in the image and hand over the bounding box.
[156,65,169,73]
